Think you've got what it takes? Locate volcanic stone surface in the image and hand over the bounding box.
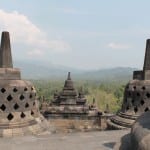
[107,39,150,129]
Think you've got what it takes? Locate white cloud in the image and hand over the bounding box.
[108,42,130,49]
[0,9,71,56]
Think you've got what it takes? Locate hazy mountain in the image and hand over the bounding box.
[14,60,83,79]
[14,60,136,81]
[77,67,136,82]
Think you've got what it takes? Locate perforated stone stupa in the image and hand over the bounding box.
[107,39,150,129]
[0,31,48,137]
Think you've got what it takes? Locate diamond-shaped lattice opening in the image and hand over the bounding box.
[20,95,25,101]
[20,112,26,118]
[29,94,32,99]
[133,86,136,90]
[126,106,129,110]
[24,87,28,91]
[25,103,29,108]
[31,110,34,116]
[137,93,140,97]
[0,104,6,111]
[132,99,134,104]
[13,87,18,93]
[145,107,149,112]
[7,113,14,121]
[141,100,145,105]
[146,93,150,98]
[14,103,19,110]
[33,102,35,106]
[134,107,138,113]
[1,88,6,93]
[142,86,146,90]
[7,95,13,101]
[128,92,131,97]
[31,87,34,91]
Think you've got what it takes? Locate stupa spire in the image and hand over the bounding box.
[143,39,150,71]
[67,72,71,80]
[0,31,13,68]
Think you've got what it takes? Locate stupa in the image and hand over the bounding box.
[43,72,99,119]
[107,39,150,129]
[0,31,48,137]
[51,72,86,106]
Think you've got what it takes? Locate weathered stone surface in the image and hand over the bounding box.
[107,39,150,129]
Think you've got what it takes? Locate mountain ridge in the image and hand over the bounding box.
[13,60,136,81]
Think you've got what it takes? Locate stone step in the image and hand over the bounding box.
[118,112,138,120]
[110,115,135,128]
[107,119,127,130]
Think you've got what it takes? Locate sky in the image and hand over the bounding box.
[0,0,150,70]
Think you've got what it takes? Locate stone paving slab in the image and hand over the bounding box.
[0,130,129,150]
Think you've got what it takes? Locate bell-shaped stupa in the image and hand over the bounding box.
[0,31,48,137]
[107,39,150,129]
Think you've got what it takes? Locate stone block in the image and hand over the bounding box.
[143,70,150,80]
[0,68,21,79]
[133,70,143,80]
[3,129,12,137]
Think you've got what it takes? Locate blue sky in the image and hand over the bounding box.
[0,0,150,70]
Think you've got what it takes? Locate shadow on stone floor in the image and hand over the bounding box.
[103,142,116,149]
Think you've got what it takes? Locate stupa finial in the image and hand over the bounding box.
[67,72,71,80]
[143,39,150,71]
[0,31,13,68]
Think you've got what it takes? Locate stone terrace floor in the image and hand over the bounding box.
[0,130,129,150]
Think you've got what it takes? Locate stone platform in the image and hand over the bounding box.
[0,130,129,150]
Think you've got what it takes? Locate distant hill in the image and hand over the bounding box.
[14,61,83,79]
[77,67,136,82]
[14,60,136,82]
